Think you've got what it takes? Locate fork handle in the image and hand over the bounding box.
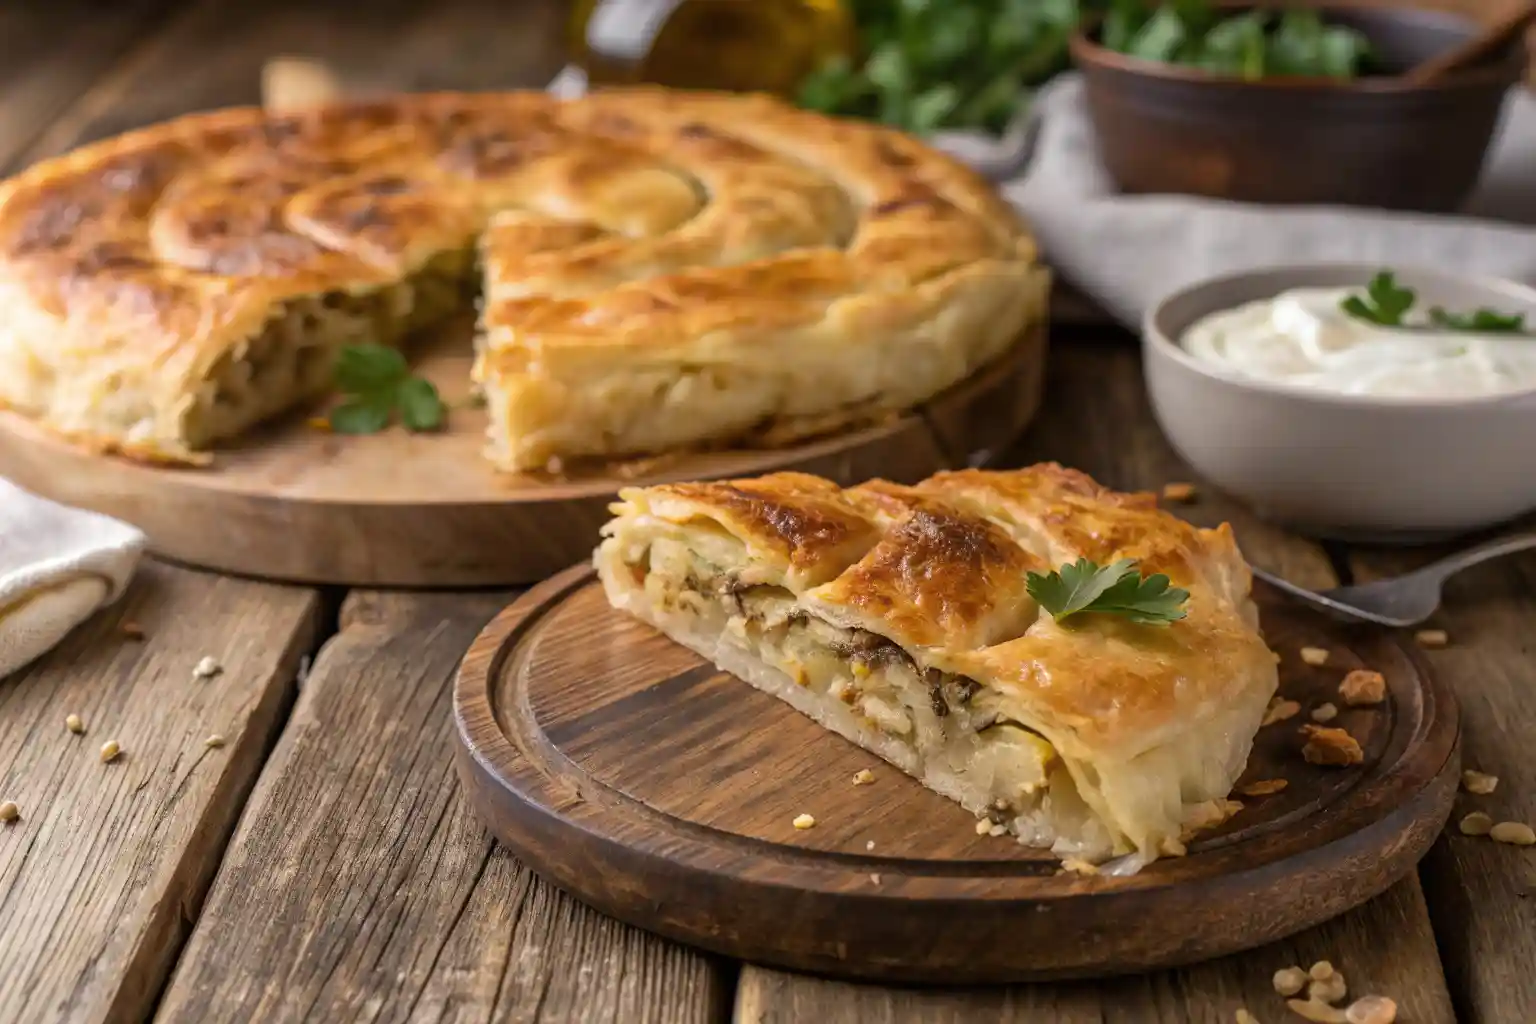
[1416,533,1536,586]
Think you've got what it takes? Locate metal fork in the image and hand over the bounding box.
[1249,534,1536,628]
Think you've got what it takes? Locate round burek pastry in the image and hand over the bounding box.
[0,89,1050,471]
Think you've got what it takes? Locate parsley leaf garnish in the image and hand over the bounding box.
[1026,558,1190,626]
[328,343,446,435]
[1427,306,1528,334]
[1337,270,1532,336]
[1340,271,1416,327]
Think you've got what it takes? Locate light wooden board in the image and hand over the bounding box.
[1350,542,1536,1024]
[0,563,318,1024]
[155,590,730,1023]
[731,339,1459,1020]
[0,326,1044,587]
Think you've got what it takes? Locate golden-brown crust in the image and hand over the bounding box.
[0,89,1046,467]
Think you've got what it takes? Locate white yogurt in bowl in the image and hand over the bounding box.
[1143,266,1536,541]
[1181,287,1536,399]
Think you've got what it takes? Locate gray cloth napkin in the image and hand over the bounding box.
[1000,74,1536,328]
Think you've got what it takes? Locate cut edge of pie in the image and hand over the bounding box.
[594,464,1280,875]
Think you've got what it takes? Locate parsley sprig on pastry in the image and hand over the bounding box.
[0,89,1047,470]
[596,463,1278,874]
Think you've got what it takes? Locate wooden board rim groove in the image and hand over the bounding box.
[0,325,1046,587]
[452,565,1461,983]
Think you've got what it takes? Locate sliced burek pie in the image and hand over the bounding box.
[595,463,1279,873]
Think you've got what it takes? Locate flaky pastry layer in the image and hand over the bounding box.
[595,464,1278,873]
[0,89,1047,470]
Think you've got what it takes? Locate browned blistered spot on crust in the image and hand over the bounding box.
[658,474,877,572]
[822,496,1037,649]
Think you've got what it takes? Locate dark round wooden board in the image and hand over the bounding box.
[0,320,1045,588]
[453,566,1460,984]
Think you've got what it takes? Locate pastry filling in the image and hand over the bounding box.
[184,246,476,445]
[620,535,1118,859]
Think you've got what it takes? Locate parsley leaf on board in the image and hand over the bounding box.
[328,343,447,435]
[396,375,448,432]
[1026,557,1190,626]
[1340,271,1416,327]
[329,399,394,436]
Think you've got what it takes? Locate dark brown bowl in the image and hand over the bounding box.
[1069,3,1527,211]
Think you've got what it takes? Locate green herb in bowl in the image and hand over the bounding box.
[797,0,1098,135]
[1102,1,1372,79]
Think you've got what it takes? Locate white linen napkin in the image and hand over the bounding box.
[0,479,145,678]
[1002,74,1536,328]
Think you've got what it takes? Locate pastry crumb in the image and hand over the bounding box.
[975,818,991,835]
[865,840,875,851]
[192,656,222,680]
[1339,670,1386,706]
[988,822,1007,837]
[0,801,18,824]
[1300,646,1331,666]
[792,813,816,830]
[1059,856,1098,876]
[1461,769,1498,795]
[1161,481,1197,503]
[1263,698,1302,726]
[869,873,882,885]
[1459,811,1494,836]
[1287,999,1348,1023]
[1345,995,1397,1024]
[1413,629,1449,649]
[204,734,227,750]
[1311,702,1339,723]
[1239,779,1289,797]
[852,768,874,786]
[1491,821,1536,846]
[1301,725,1363,767]
[1310,970,1348,1004]
[1273,966,1308,996]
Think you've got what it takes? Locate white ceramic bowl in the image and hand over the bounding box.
[1143,265,1536,542]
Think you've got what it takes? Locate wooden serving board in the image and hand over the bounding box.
[0,320,1045,587]
[453,567,1460,984]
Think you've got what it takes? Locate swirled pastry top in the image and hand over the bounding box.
[597,463,1278,868]
[0,89,1049,470]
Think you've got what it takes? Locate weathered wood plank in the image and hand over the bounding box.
[1350,542,1536,1024]
[12,0,567,168]
[156,591,730,1023]
[0,0,182,174]
[736,337,1456,1024]
[0,562,319,1024]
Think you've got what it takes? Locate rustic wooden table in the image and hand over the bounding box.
[1,1,1532,1022]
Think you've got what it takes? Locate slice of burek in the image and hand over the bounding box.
[594,464,1278,874]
